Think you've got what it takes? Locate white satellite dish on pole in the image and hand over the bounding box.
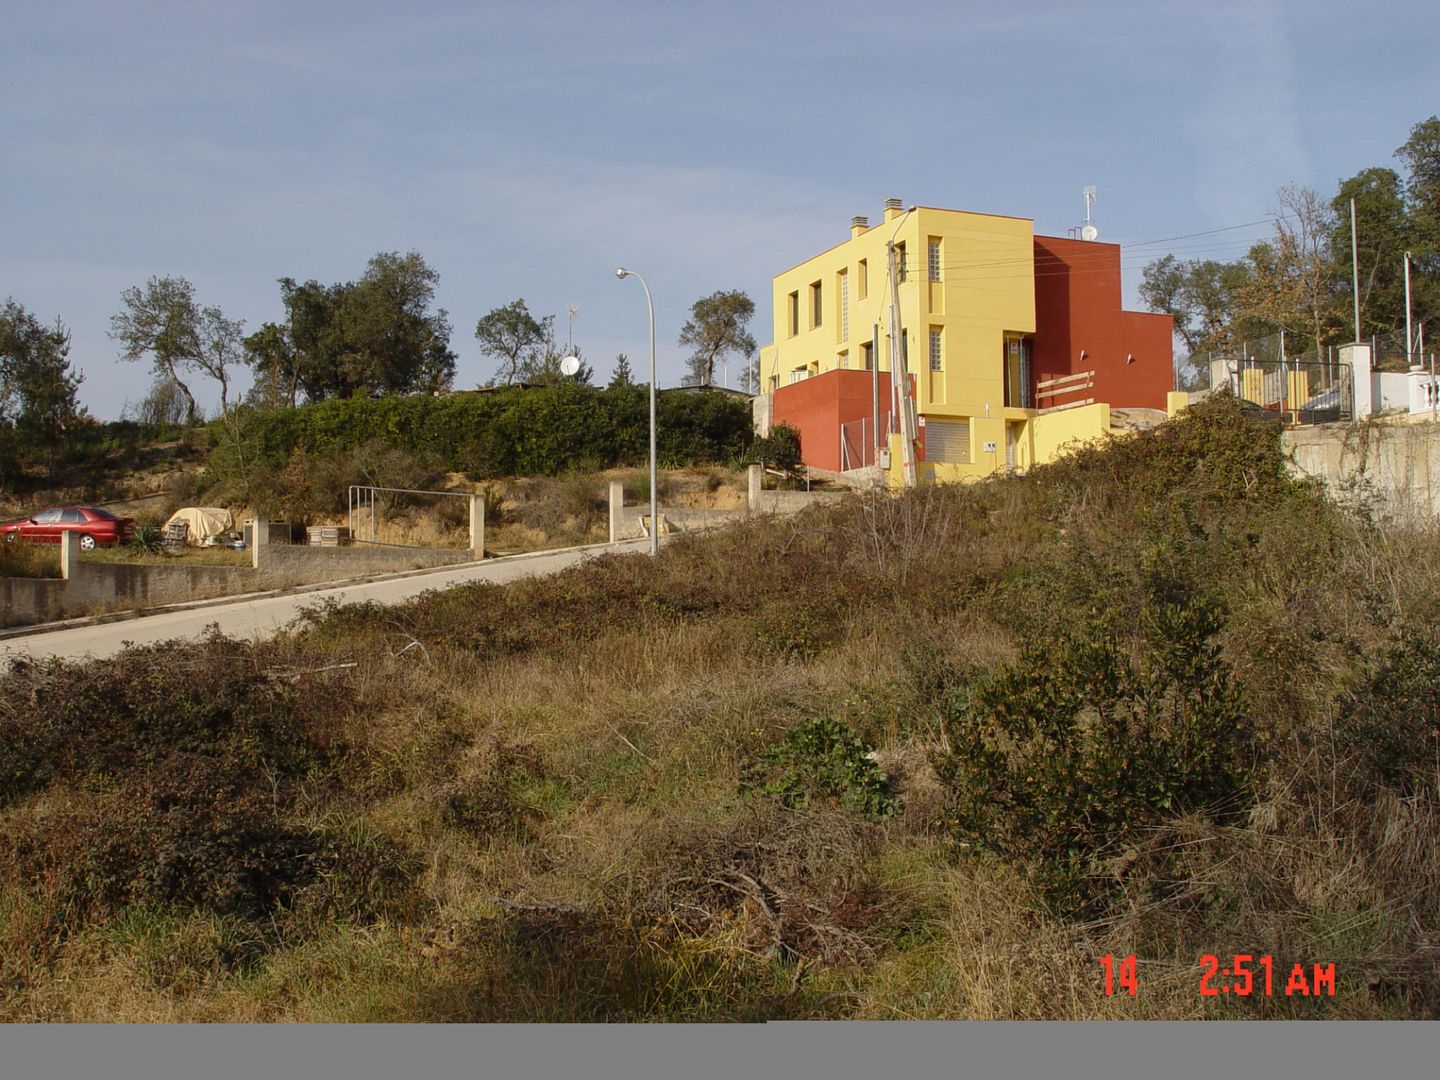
[1080,186,1098,241]
[560,355,581,377]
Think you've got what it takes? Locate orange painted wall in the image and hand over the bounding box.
[772,369,893,472]
[1033,236,1173,410]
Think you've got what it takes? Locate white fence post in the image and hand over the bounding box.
[609,481,625,542]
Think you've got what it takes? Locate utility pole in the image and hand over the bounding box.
[1350,199,1361,342]
[1404,252,1414,366]
[871,323,880,463]
[887,241,917,488]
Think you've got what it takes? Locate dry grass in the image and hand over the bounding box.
[4,399,1440,1021]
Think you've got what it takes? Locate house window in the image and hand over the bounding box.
[787,291,799,337]
[788,368,809,384]
[859,341,873,370]
[929,327,942,372]
[857,259,868,299]
[1004,334,1033,408]
[837,349,849,369]
[839,269,849,341]
[928,238,941,281]
[810,281,822,329]
[895,242,907,283]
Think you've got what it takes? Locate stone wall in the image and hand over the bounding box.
[1284,419,1440,521]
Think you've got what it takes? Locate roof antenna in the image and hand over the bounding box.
[1080,186,1098,241]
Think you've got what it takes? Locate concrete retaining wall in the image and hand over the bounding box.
[1,530,477,628]
[1284,419,1440,521]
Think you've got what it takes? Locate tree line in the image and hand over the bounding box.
[1,240,760,488]
[1141,115,1440,379]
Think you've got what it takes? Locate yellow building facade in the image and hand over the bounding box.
[758,200,1112,485]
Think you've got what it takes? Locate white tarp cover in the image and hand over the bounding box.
[163,506,234,544]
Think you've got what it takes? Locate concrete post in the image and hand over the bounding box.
[608,480,625,542]
[469,494,485,557]
[250,516,268,570]
[747,463,763,511]
[1343,342,1373,418]
[59,529,81,580]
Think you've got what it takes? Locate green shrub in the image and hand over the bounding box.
[740,423,802,476]
[745,718,897,818]
[204,385,754,491]
[936,592,1249,914]
[1336,626,1440,797]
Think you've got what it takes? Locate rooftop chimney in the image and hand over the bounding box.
[850,215,869,238]
[883,198,904,222]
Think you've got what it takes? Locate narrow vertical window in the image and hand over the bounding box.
[929,327,942,371]
[839,269,849,341]
[810,281,822,328]
[928,238,941,281]
[896,243,907,283]
[788,291,799,337]
[857,259,868,299]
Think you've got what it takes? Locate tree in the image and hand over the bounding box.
[1,300,85,478]
[111,275,243,420]
[678,290,756,387]
[246,252,457,403]
[475,299,550,386]
[1331,167,1413,348]
[518,343,593,386]
[608,353,635,389]
[1396,116,1440,347]
[125,376,190,427]
[340,251,456,396]
[1139,256,1252,357]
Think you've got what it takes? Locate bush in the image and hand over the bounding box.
[740,423,801,476]
[745,718,897,818]
[936,591,1249,914]
[204,385,754,491]
[1336,626,1440,797]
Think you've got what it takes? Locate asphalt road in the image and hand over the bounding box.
[2,536,656,667]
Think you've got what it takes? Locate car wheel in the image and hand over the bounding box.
[3,532,13,543]
[79,534,96,551]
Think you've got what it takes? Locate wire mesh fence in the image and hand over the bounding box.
[840,412,895,471]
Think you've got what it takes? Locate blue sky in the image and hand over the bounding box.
[2,0,1435,418]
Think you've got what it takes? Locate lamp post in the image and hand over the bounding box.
[615,267,658,556]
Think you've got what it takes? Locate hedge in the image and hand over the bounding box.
[205,385,756,482]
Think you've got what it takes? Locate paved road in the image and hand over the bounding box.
[2,536,656,666]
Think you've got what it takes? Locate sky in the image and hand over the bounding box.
[2,0,1436,418]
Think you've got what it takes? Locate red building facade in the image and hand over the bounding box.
[1032,236,1173,411]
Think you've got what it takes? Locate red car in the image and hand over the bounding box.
[0,506,136,550]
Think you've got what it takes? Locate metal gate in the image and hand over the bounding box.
[347,485,473,547]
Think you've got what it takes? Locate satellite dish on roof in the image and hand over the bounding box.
[1081,224,1099,242]
[560,355,581,376]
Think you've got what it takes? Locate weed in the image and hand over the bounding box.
[745,718,898,819]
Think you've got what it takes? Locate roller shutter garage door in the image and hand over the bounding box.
[924,418,971,463]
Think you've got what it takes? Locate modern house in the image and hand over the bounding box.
[755,199,1172,485]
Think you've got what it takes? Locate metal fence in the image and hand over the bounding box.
[1222,358,1353,423]
[840,412,895,471]
[347,485,474,548]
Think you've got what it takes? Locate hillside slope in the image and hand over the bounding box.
[3,396,1439,1021]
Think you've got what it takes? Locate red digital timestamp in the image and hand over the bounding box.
[1100,954,1338,998]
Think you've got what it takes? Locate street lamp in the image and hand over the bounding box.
[615,266,658,557]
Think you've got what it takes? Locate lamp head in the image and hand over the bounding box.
[615,267,629,279]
